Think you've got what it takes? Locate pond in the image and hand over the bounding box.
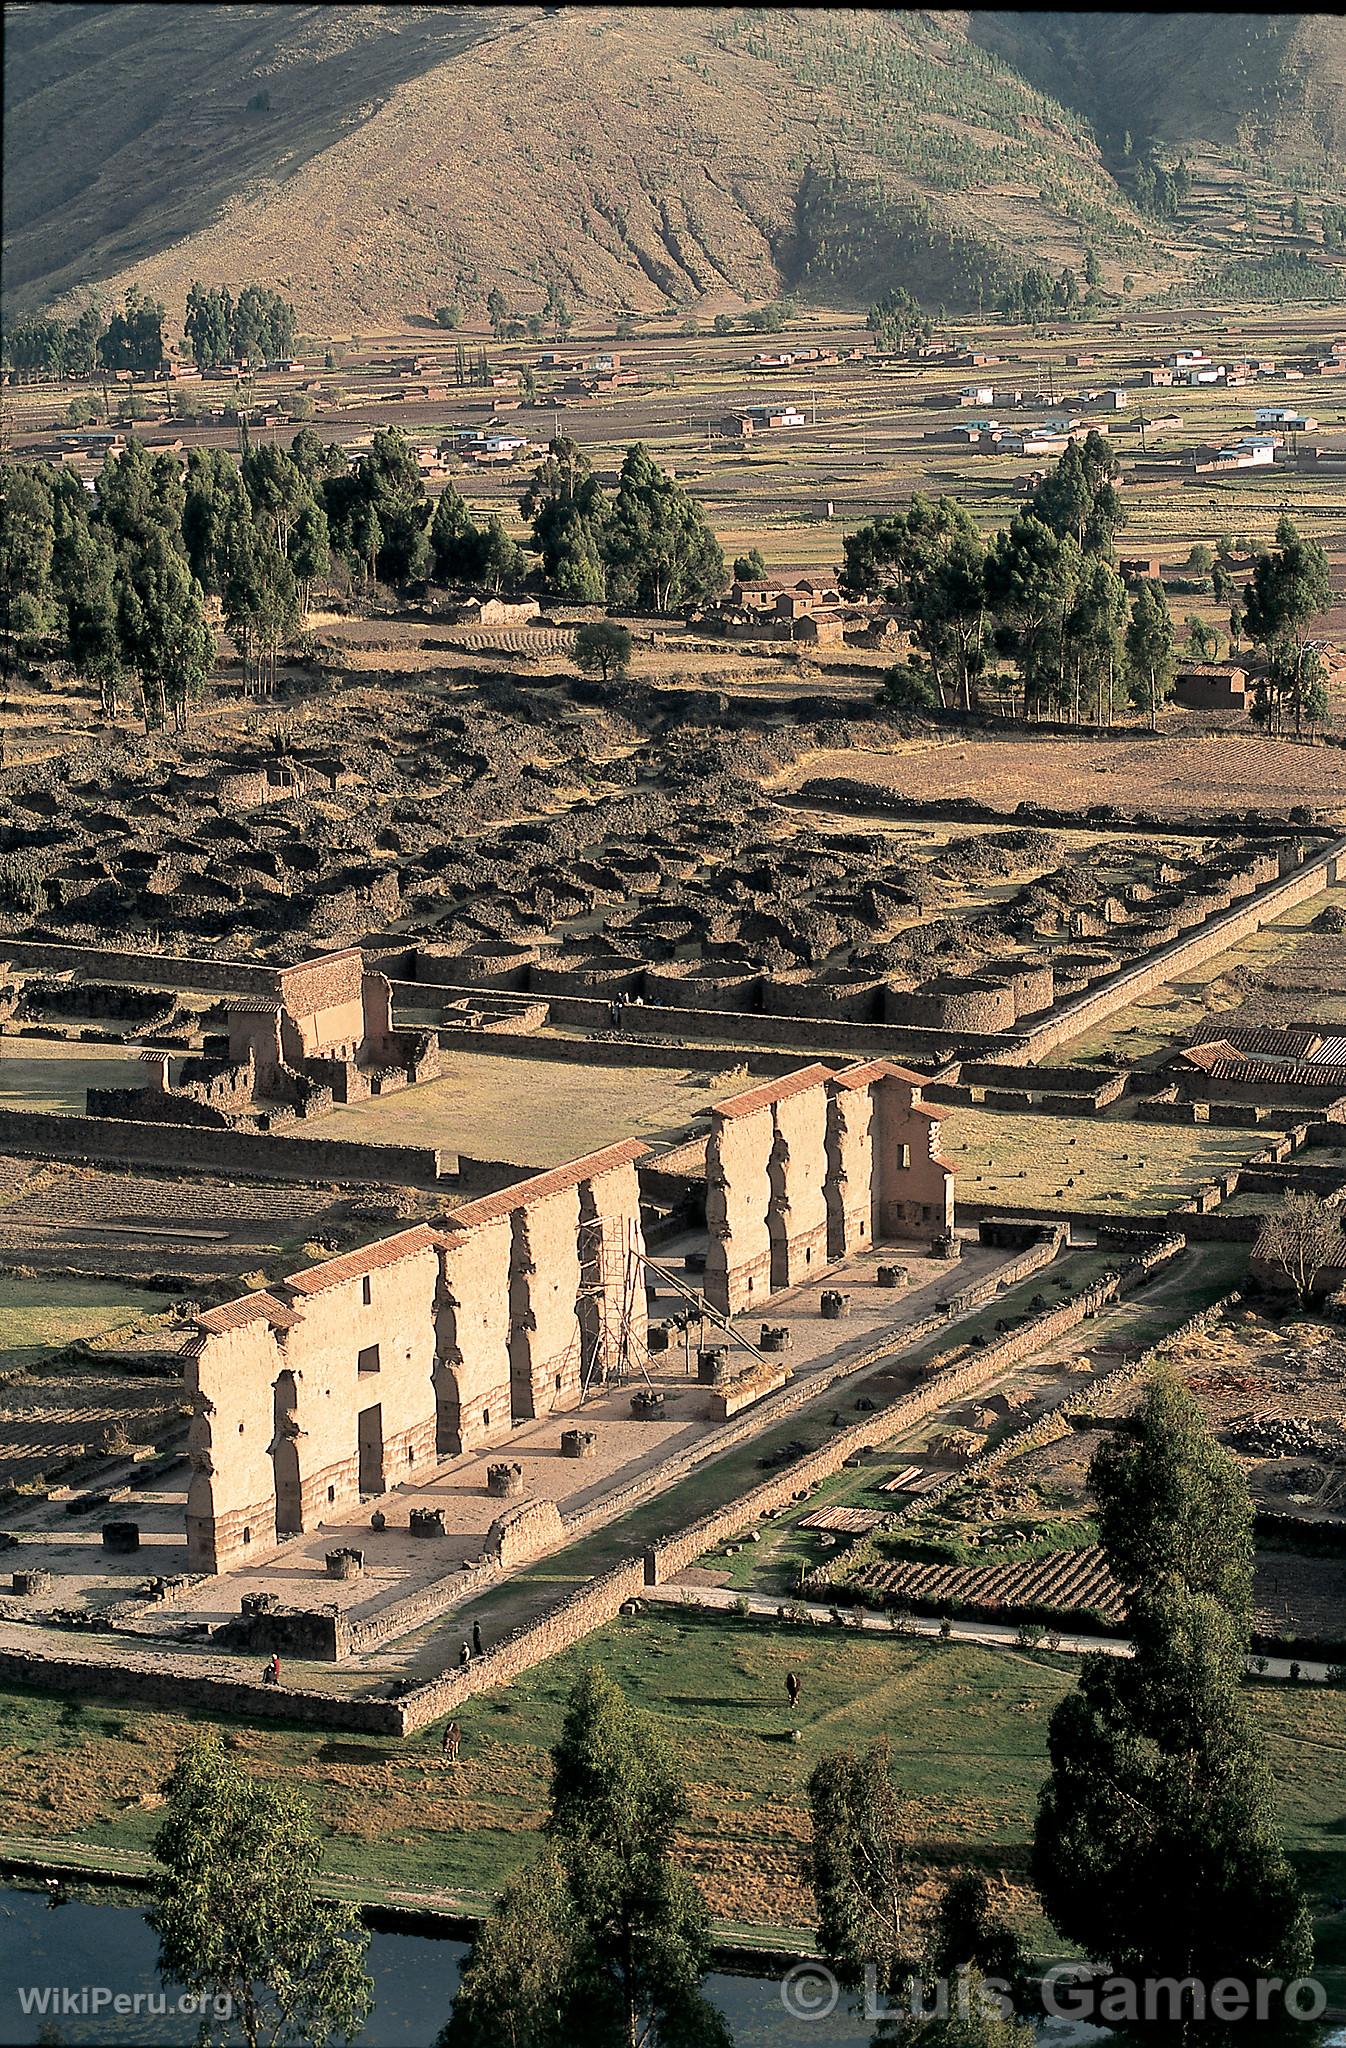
[0,1886,872,2046]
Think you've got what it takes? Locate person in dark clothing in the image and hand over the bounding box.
[472,1620,484,1657]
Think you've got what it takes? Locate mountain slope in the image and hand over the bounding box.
[4,6,1345,329]
[967,11,1346,165]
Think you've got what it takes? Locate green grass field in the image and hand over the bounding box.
[939,1107,1258,1210]
[0,1278,168,1370]
[1,1615,1342,1967]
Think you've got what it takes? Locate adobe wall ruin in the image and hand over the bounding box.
[703,1061,955,1314]
[186,1141,650,1572]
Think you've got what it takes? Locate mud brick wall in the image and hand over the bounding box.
[0,1109,445,1188]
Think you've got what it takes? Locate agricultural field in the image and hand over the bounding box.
[778,731,1346,824]
[0,1277,170,1374]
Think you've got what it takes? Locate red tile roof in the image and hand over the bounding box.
[283,1223,443,1296]
[196,1291,301,1336]
[712,1064,835,1120]
[831,1058,925,1089]
[450,1140,650,1229]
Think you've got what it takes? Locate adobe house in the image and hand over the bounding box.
[703,1061,955,1315]
[185,1142,650,1572]
[1172,664,1249,712]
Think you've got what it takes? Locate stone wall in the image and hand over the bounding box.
[0,1647,404,1733]
[0,1109,446,1189]
[703,1063,956,1315]
[644,1248,1179,1584]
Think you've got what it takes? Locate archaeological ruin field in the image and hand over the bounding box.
[1,289,1346,2001]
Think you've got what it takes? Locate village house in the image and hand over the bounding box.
[1255,406,1318,433]
[1171,663,1249,712]
[722,403,807,437]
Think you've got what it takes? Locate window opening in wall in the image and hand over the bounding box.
[242,1528,251,1545]
[897,1143,911,1169]
[328,1485,335,1502]
[362,1277,372,1306]
[358,1344,380,1374]
[482,1409,490,1428]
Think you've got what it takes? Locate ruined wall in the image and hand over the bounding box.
[0,1109,446,1187]
[187,1145,653,1571]
[276,951,365,1056]
[705,1096,783,1315]
[509,1185,585,1414]
[768,1081,831,1288]
[186,1306,289,1572]
[704,1062,956,1311]
[824,1073,873,1260]
[284,1230,443,1513]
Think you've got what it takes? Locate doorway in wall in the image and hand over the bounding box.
[270,1371,302,1536]
[357,1403,384,1496]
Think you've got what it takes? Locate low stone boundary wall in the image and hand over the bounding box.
[0,1647,404,1732]
[1021,836,1345,1060]
[0,1109,447,1189]
[811,1283,1239,1600]
[394,1560,649,1733]
[0,941,277,997]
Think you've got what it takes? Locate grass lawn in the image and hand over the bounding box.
[939,1106,1257,1211]
[0,1615,1341,1968]
[0,1047,144,1114]
[0,1278,169,1370]
[284,1049,736,1166]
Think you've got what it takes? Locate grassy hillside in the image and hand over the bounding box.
[968,11,1346,167]
[4,5,1345,330]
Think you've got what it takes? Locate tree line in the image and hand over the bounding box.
[844,435,1331,731]
[3,283,299,381]
[127,1365,1314,2047]
[0,425,729,723]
